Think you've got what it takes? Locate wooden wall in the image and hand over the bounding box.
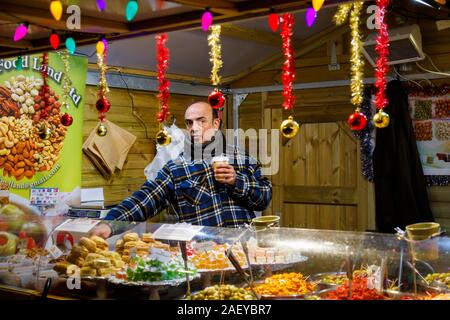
[238,91,373,231]
[233,19,450,232]
[81,85,202,206]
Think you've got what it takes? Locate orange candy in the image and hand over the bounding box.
[253,272,317,296]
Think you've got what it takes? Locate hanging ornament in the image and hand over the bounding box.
[65,37,76,55]
[97,0,106,12]
[348,110,367,131]
[306,8,317,28]
[156,128,171,146]
[348,2,364,108]
[58,49,73,126]
[96,97,111,113]
[16,55,23,71]
[50,32,60,50]
[38,125,52,140]
[280,14,298,139]
[201,9,213,32]
[61,113,73,127]
[208,89,225,110]
[312,0,325,12]
[207,25,225,109]
[373,109,390,128]
[280,14,295,111]
[14,23,28,42]
[268,12,279,32]
[96,38,110,136]
[374,0,390,111]
[97,123,107,136]
[373,0,390,128]
[155,34,172,145]
[280,116,300,139]
[125,0,139,22]
[333,3,353,25]
[334,2,366,130]
[50,0,63,21]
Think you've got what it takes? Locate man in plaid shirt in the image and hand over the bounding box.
[92,102,272,238]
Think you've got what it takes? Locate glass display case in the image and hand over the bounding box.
[0,214,449,300]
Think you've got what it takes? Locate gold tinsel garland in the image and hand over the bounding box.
[208,25,222,86]
[333,3,353,26]
[334,2,364,108]
[58,50,71,110]
[97,51,109,97]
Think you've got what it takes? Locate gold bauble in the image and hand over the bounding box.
[38,126,52,140]
[373,110,390,128]
[97,124,107,136]
[156,129,171,146]
[280,116,300,139]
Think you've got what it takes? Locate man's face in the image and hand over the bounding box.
[185,102,220,143]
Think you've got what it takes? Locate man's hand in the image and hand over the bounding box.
[89,223,112,239]
[214,164,236,185]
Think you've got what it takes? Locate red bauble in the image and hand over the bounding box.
[208,89,225,109]
[61,113,73,126]
[96,97,111,113]
[347,112,367,131]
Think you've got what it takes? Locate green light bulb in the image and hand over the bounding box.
[16,56,23,70]
[126,0,138,22]
[65,37,76,55]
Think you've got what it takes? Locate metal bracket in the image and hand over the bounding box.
[233,93,248,147]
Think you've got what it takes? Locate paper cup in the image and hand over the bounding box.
[211,156,229,170]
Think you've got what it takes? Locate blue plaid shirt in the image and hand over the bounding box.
[104,145,272,234]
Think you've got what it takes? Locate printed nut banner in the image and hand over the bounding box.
[0,52,87,213]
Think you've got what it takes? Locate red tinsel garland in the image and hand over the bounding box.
[280,13,296,111]
[40,52,51,118]
[375,0,389,110]
[156,33,170,123]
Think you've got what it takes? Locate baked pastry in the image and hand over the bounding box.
[111,258,124,268]
[109,251,121,260]
[141,233,154,243]
[79,237,97,252]
[152,243,170,250]
[93,258,111,269]
[54,262,79,275]
[71,245,89,259]
[74,257,85,267]
[123,233,139,243]
[53,261,70,274]
[124,241,138,250]
[97,267,115,277]
[115,239,124,250]
[85,253,102,262]
[66,252,84,267]
[80,266,97,277]
[90,236,109,251]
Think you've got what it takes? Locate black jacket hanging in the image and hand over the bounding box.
[373,80,434,233]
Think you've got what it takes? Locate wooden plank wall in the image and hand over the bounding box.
[81,85,202,206]
[238,92,364,231]
[234,20,450,232]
